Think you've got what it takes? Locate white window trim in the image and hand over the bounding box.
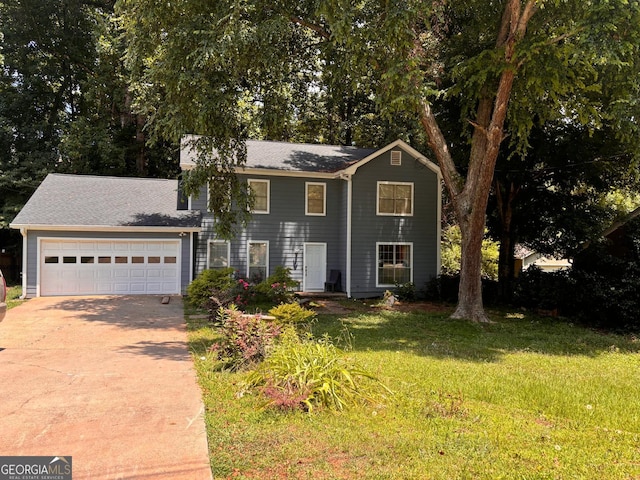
[305,182,327,216]
[376,242,413,287]
[207,240,230,270]
[376,181,414,217]
[248,179,270,214]
[247,240,269,280]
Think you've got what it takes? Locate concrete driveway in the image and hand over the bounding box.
[0,296,212,480]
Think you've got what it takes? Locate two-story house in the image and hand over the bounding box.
[11,139,441,298]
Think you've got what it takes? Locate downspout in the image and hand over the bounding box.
[20,228,27,299]
[189,232,195,283]
[345,174,353,298]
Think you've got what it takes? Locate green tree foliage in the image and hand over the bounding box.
[117,0,640,320]
[0,0,96,226]
[441,225,499,281]
[0,0,180,231]
[488,121,640,300]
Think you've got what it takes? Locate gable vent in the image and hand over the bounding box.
[390,150,402,166]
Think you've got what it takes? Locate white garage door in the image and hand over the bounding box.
[40,239,181,296]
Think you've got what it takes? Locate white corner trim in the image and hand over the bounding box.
[20,228,27,298]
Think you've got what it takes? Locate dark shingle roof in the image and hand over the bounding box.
[11,174,201,229]
[181,138,377,172]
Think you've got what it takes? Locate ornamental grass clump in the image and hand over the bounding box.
[245,333,391,411]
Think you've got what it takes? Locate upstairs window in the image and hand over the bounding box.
[306,182,326,216]
[377,182,413,216]
[248,179,270,214]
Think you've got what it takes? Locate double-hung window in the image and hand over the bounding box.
[377,181,413,216]
[377,243,412,286]
[305,182,326,216]
[248,179,270,214]
[208,241,230,270]
[248,241,268,283]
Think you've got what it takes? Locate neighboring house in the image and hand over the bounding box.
[514,245,571,274]
[11,139,442,298]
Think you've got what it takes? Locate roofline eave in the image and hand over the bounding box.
[9,224,202,233]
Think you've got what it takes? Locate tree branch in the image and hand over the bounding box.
[290,15,331,39]
[517,0,539,38]
[419,99,463,197]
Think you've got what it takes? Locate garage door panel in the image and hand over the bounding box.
[130,283,147,293]
[40,239,180,296]
[145,283,162,293]
[131,270,146,278]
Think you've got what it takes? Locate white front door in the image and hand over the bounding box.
[303,243,326,292]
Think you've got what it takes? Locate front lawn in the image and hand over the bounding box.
[186,304,640,479]
[6,285,25,309]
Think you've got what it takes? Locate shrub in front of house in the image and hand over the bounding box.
[244,332,390,411]
[393,281,418,301]
[186,268,236,308]
[253,266,297,304]
[424,274,499,305]
[513,266,574,312]
[568,233,640,331]
[209,306,282,371]
[268,302,316,326]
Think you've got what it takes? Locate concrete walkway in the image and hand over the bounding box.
[0,296,212,480]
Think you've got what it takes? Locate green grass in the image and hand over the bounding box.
[6,285,25,309]
[186,305,640,479]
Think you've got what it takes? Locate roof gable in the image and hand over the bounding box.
[341,139,441,177]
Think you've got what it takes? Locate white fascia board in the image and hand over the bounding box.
[180,163,338,179]
[341,139,441,178]
[237,167,336,179]
[9,224,201,233]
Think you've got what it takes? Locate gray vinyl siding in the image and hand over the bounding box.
[24,230,192,297]
[349,148,440,298]
[195,175,344,289]
[190,186,208,212]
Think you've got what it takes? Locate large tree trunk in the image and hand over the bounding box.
[452,210,490,321]
[418,0,537,322]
